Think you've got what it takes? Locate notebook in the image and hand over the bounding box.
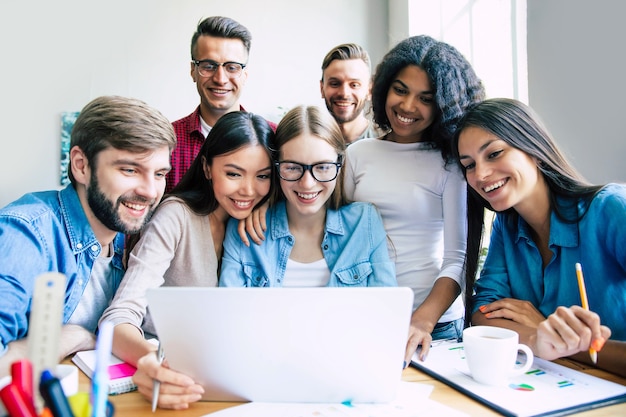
[72,350,137,395]
[71,338,157,395]
[146,286,414,403]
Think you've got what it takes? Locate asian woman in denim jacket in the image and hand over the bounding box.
[220,105,396,288]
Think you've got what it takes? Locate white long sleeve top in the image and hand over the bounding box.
[344,138,467,322]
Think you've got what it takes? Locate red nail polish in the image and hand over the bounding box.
[591,337,606,352]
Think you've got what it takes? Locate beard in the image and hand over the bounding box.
[326,98,366,124]
[86,170,157,235]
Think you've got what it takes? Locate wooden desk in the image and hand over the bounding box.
[74,362,626,416]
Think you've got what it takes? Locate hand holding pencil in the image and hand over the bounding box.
[535,306,610,363]
[533,263,610,363]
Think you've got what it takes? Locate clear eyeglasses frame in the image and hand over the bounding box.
[275,157,343,183]
[192,59,247,78]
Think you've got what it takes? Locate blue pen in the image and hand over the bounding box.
[92,321,114,417]
[39,369,75,417]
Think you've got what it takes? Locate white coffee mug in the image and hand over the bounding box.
[463,326,534,386]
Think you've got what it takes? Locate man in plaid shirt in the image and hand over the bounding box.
[167,16,276,193]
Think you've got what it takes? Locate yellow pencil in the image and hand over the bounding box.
[575,262,597,364]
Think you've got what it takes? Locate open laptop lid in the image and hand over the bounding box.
[146,287,413,403]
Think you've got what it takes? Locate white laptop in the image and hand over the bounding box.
[146,286,413,403]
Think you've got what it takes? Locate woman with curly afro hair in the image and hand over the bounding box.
[344,35,485,367]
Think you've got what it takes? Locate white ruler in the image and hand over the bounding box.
[27,272,66,408]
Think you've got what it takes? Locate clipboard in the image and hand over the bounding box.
[410,342,626,417]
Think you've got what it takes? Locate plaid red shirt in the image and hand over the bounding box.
[166,106,277,194]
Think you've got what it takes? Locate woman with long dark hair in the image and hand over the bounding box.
[453,98,626,377]
[100,111,275,407]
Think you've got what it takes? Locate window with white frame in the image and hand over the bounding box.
[407,0,528,102]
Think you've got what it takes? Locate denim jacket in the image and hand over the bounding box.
[0,185,125,355]
[220,200,396,288]
[473,184,626,340]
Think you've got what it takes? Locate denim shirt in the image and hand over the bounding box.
[0,185,125,355]
[220,200,396,288]
[473,184,626,340]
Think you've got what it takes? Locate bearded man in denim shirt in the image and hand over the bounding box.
[0,96,176,376]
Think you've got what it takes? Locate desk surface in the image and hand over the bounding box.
[71,358,626,417]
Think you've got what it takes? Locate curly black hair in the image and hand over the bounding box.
[371,35,485,163]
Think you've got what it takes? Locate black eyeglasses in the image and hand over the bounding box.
[275,157,343,182]
[192,59,247,78]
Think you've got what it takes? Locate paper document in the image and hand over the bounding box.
[204,381,468,417]
[411,341,626,417]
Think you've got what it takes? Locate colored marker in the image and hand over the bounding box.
[1,382,38,417]
[67,392,114,417]
[11,359,35,411]
[39,369,75,417]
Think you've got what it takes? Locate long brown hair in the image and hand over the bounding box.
[451,98,603,325]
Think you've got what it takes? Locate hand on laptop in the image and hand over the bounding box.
[132,351,204,410]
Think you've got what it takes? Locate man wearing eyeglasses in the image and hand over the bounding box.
[166,16,277,193]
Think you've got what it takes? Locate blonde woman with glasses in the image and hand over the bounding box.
[220,105,396,288]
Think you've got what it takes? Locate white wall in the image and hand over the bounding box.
[0,0,388,207]
[527,0,626,184]
[3,1,624,209]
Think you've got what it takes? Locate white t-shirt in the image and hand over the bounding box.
[344,138,466,322]
[200,115,211,138]
[282,258,330,287]
[68,244,116,332]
